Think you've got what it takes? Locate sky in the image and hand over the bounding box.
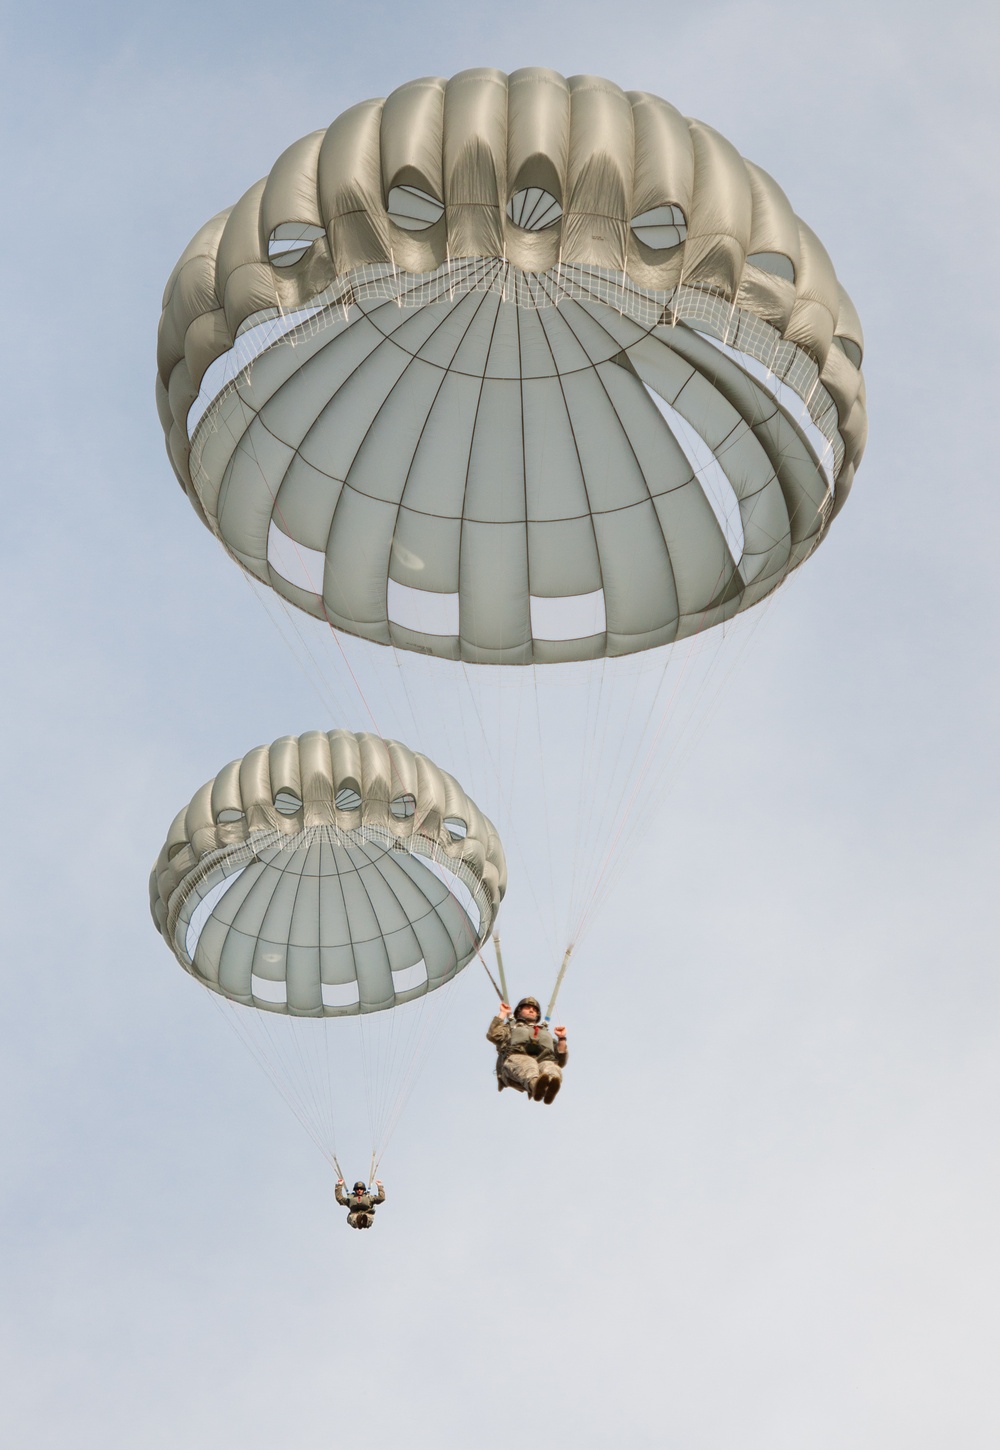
[1,2,998,1446]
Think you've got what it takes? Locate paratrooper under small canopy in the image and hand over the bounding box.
[487,997,567,1104]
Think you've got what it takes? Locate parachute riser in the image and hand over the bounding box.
[477,947,505,1002]
[492,933,509,1004]
[334,1153,379,1194]
[544,945,574,1023]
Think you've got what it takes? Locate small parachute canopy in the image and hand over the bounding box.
[156,68,866,665]
[150,729,506,1016]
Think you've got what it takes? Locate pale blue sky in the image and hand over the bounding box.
[1,3,998,1446]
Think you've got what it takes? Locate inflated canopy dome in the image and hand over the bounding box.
[157,67,867,664]
[150,730,506,1016]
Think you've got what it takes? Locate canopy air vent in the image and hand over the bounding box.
[507,188,562,231]
[630,205,687,249]
[268,223,325,268]
[386,185,444,231]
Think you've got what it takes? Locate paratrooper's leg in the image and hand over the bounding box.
[539,1063,562,1103]
[500,1053,543,1098]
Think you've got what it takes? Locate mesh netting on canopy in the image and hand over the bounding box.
[156,67,866,666]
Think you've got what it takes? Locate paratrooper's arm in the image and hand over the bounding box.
[554,1025,568,1067]
[373,1181,386,1205]
[486,1005,512,1047]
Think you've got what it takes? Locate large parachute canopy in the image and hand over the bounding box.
[157,67,866,665]
[150,729,506,1016]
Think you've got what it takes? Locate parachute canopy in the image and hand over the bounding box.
[150,730,506,1016]
[157,67,866,665]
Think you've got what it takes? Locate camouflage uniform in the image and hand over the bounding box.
[335,1181,385,1229]
[487,997,567,1102]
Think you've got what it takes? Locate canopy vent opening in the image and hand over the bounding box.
[386,185,444,231]
[834,335,863,367]
[642,385,746,566]
[387,580,460,636]
[252,974,287,1004]
[630,204,687,248]
[746,251,795,281]
[268,223,325,267]
[507,187,562,231]
[322,979,361,1009]
[418,854,482,936]
[530,591,607,642]
[267,521,325,595]
[391,959,428,993]
[185,870,247,960]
